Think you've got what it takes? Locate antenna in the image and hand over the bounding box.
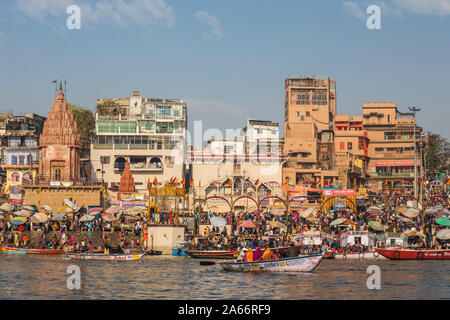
[52,79,57,98]
[64,80,67,97]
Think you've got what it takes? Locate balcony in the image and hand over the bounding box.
[373,172,414,178]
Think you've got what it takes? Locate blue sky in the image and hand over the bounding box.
[0,0,449,139]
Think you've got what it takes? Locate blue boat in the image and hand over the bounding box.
[1,246,28,254]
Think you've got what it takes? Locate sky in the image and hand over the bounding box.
[0,0,449,139]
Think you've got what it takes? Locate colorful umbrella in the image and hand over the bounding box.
[270,208,285,216]
[436,229,450,240]
[435,217,450,227]
[15,210,32,218]
[402,208,420,218]
[11,216,27,225]
[425,206,443,216]
[269,221,286,229]
[0,203,11,212]
[368,221,385,231]
[403,229,425,238]
[88,207,103,215]
[80,215,95,222]
[42,205,53,212]
[330,218,347,226]
[300,207,316,218]
[30,212,48,224]
[101,214,117,222]
[366,206,383,215]
[52,212,67,220]
[333,201,347,210]
[239,220,257,228]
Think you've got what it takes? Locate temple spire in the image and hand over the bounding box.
[119,162,135,193]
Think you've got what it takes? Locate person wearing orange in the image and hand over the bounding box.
[245,247,253,262]
[262,247,272,260]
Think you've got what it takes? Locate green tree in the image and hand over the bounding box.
[424,132,450,175]
[69,104,95,151]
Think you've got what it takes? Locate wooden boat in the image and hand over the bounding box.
[26,248,65,254]
[173,248,187,256]
[66,253,144,261]
[0,246,28,254]
[334,251,388,260]
[219,253,324,273]
[375,247,450,260]
[323,251,335,259]
[185,250,238,259]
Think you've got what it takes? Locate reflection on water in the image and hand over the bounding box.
[0,255,449,299]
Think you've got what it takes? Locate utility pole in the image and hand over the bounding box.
[408,107,421,209]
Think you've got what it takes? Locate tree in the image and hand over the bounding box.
[424,132,450,176]
[69,104,95,152]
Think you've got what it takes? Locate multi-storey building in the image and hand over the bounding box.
[334,114,369,188]
[283,76,338,188]
[0,114,45,189]
[90,91,187,191]
[363,102,421,190]
[189,119,285,212]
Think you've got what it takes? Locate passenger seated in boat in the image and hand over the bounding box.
[262,247,272,260]
[237,248,246,261]
[244,247,253,262]
[271,250,280,260]
[287,243,299,257]
[253,247,263,261]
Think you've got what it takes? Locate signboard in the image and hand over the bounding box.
[50,181,61,186]
[375,160,419,167]
[322,189,356,197]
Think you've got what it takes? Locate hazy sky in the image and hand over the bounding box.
[0,0,449,139]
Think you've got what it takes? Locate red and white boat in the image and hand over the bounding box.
[375,247,450,260]
[334,251,388,260]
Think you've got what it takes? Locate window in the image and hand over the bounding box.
[375,148,384,152]
[306,111,310,117]
[174,110,179,117]
[348,142,352,150]
[157,140,162,150]
[340,142,345,150]
[55,169,61,181]
[296,112,300,117]
[301,116,304,121]
[358,137,364,150]
[19,156,24,165]
[11,156,17,165]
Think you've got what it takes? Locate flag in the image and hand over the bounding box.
[353,178,357,186]
[418,178,423,185]
[189,179,194,186]
[172,177,178,186]
[198,179,201,188]
[153,177,158,186]
[147,178,150,189]
[383,179,388,186]
[225,179,232,187]
[181,178,185,186]
[446,178,450,185]
[317,178,322,188]
[51,80,57,83]
[255,179,260,186]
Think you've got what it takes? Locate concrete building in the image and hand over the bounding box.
[90,91,187,192]
[283,76,338,188]
[189,119,286,212]
[334,114,369,188]
[362,102,422,190]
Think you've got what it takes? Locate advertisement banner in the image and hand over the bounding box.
[322,189,356,197]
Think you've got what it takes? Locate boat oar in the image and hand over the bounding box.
[199,261,216,266]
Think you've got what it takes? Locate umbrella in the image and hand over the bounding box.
[300,208,316,218]
[402,208,420,218]
[106,206,121,214]
[403,229,425,238]
[436,229,450,240]
[64,198,74,208]
[23,206,36,211]
[366,206,383,215]
[239,220,257,228]
[58,205,69,213]
[368,221,385,231]
[333,201,347,210]
[42,205,53,212]
[101,213,117,222]
[79,215,95,222]
[400,217,414,224]
[395,206,408,214]
[210,216,226,227]
[268,221,286,229]
[15,210,32,218]
[330,218,347,226]
[88,207,103,215]
[11,217,27,225]
[425,206,443,216]
[52,212,67,220]
[30,212,48,224]
[270,208,285,216]
[435,217,450,227]
[0,203,11,212]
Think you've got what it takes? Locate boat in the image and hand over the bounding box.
[219,253,324,273]
[375,247,450,260]
[185,249,238,259]
[66,253,145,261]
[334,251,388,260]
[323,251,335,259]
[0,247,28,254]
[26,248,65,254]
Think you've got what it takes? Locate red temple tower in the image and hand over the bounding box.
[39,82,81,182]
[119,161,135,193]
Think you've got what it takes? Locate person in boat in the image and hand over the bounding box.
[237,248,246,261]
[287,243,299,258]
[253,247,263,261]
[262,246,272,260]
[244,247,253,262]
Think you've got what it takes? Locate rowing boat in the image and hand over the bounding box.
[0,247,28,254]
[185,250,238,259]
[375,247,450,260]
[66,253,144,261]
[219,253,323,273]
[26,248,65,254]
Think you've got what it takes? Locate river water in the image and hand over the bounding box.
[0,255,448,300]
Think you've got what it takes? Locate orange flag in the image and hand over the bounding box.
[383,179,388,186]
[189,179,194,186]
[153,177,158,186]
[225,179,232,187]
[255,179,260,186]
[173,177,178,186]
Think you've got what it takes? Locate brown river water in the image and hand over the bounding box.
[0,255,448,299]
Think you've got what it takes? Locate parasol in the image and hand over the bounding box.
[239,220,257,228]
[395,206,408,214]
[88,207,103,215]
[101,213,117,222]
[333,201,347,210]
[435,217,450,227]
[330,218,347,226]
[366,206,383,215]
[400,217,414,224]
[403,229,425,238]
[42,205,53,212]
[106,206,121,214]
[368,221,385,231]
[300,208,316,218]
[425,206,443,216]
[270,208,285,216]
[436,229,450,240]
[79,215,95,222]
[268,221,286,229]
[402,208,420,218]
[52,212,67,220]
[11,216,27,225]
[210,216,227,227]
[0,203,11,212]
[15,210,32,218]
[30,212,48,224]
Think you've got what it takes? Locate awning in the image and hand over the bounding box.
[210,216,226,227]
[239,220,257,228]
[368,221,385,231]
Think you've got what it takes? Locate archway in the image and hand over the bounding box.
[114,157,126,171]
